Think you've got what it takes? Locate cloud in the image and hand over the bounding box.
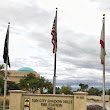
[91,0,110,12]
[0,0,110,90]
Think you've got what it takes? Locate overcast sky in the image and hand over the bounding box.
[0,0,110,90]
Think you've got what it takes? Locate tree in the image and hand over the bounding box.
[0,65,20,95]
[0,74,4,95]
[88,87,100,96]
[7,82,20,94]
[79,83,89,91]
[43,79,53,94]
[19,73,39,92]
[79,83,84,91]
[0,72,4,87]
[19,73,53,94]
[0,65,4,70]
[107,89,110,95]
[56,87,61,94]
[0,65,4,95]
[7,82,20,90]
[61,85,73,95]
[85,84,89,91]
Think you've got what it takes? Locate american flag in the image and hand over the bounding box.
[100,15,106,65]
[51,12,57,53]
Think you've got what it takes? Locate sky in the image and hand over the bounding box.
[0,0,110,90]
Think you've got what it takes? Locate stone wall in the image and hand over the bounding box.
[9,90,87,110]
[23,94,74,110]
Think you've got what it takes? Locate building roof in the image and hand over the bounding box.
[17,67,36,72]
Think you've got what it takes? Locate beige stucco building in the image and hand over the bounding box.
[7,67,40,83]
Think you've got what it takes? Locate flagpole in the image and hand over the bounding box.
[53,8,57,94]
[3,58,8,110]
[53,53,56,94]
[102,14,105,110]
[102,56,105,110]
[3,22,10,110]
